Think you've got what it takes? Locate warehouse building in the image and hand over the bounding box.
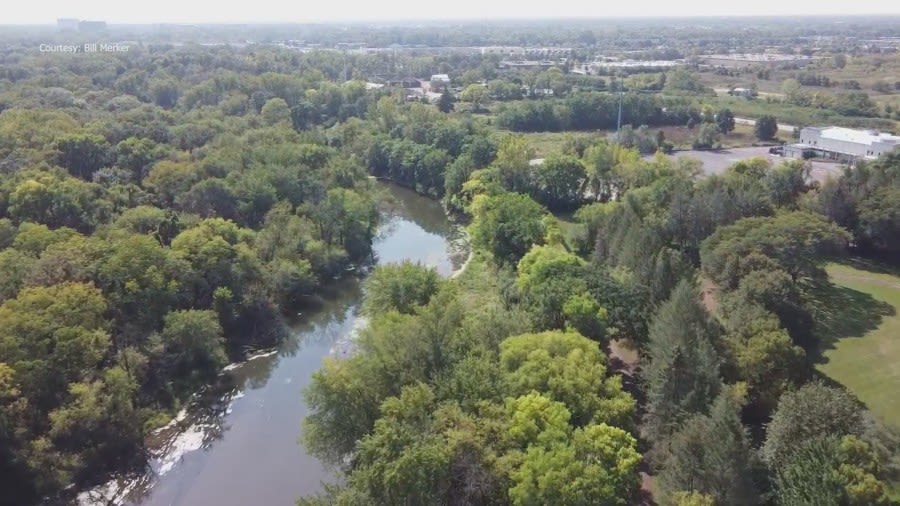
[785,126,900,164]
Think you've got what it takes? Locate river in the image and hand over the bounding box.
[78,182,468,506]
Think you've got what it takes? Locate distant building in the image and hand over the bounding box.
[404,78,422,89]
[57,18,79,31]
[78,20,107,32]
[702,53,814,68]
[785,127,900,163]
[499,60,559,70]
[730,87,757,98]
[430,74,450,83]
[587,59,681,73]
[481,46,526,57]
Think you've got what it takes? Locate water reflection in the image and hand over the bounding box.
[79,181,467,506]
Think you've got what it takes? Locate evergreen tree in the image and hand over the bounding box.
[659,393,760,506]
[642,280,722,443]
[437,91,455,113]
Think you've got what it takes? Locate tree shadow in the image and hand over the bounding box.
[837,257,900,277]
[803,278,896,364]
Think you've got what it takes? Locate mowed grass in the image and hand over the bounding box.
[811,262,900,428]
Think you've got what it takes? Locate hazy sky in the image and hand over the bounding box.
[4,0,900,24]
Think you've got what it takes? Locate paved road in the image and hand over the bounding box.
[664,146,843,183]
[734,116,798,133]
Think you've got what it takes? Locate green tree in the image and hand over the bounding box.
[149,77,180,108]
[857,187,900,254]
[658,394,760,506]
[437,91,455,113]
[715,108,735,134]
[55,133,110,180]
[471,192,546,265]
[642,280,722,443]
[774,434,889,506]
[692,123,721,150]
[0,249,36,302]
[499,331,634,427]
[160,310,227,389]
[144,160,200,205]
[531,155,586,211]
[516,245,586,329]
[362,262,442,316]
[701,212,850,288]
[509,422,641,506]
[460,84,488,111]
[754,115,778,141]
[762,382,864,468]
[0,283,110,411]
[261,97,293,126]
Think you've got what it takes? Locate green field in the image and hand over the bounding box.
[811,262,900,428]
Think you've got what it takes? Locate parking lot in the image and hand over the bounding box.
[663,147,844,184]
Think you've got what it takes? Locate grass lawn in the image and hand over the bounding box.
[810,261,900,428]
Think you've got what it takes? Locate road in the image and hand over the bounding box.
[733,116,798,133]
[663,146,842,183]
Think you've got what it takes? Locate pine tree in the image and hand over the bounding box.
[659,394,760,506]
[642,280,722,444]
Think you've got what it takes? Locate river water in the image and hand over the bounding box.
[78,182,468,506]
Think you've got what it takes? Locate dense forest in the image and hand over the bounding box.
[0,20,899,506]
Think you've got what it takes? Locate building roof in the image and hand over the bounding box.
[809,126,900,146]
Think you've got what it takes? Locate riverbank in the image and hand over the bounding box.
[78,182,468,506]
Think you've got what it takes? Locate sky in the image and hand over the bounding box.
[3,0,900,24]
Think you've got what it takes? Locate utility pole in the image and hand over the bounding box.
[616,91,625,142]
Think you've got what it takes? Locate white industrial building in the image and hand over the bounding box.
[785,126,900,163]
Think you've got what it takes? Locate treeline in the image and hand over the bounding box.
[817,151,900,261]
[0,47,381,505]
[495,92,700,132]
[302,118,900,504]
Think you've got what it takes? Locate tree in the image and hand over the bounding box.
[499,331,634,427]
[701,212,850,288]
[149,77,180,109]
[642,280,722,443]
[692,123,721,150]
[55,133,110,180]
[362,262,442,316]
[781,78,809,106]
[509,422,641,506]
[98,233,183,333]
[530,155,586,211]
[833,53,848,69]
[754,115,778,141]
[160,310,227,390]
[261,97,292,126]
[774,435,889,506]
[762,382,864,468]
[460,84,488,111]
[0,283,110,410]
[115,137,166,179]
[658,394,760,506]
[144,160,200,205]
[715,108,735,134]
[0,249,36,302]
[437,91,455,113]
[857,187,900,254]
[516,245,586,329]
[470,192,547,265]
